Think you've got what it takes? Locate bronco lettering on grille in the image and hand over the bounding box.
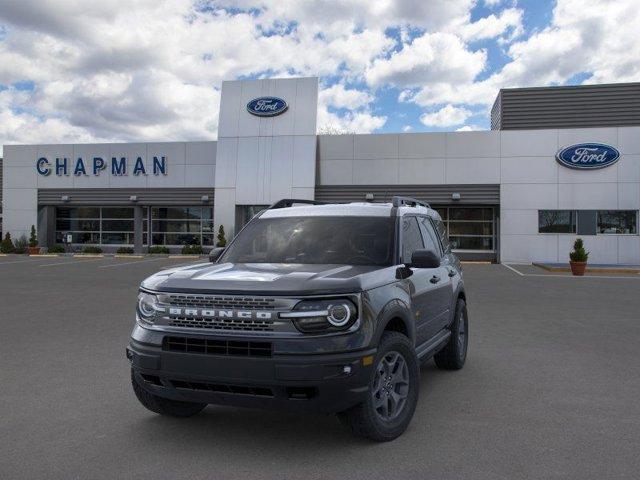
[167,308,273,320]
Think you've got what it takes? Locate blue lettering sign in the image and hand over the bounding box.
[74,158,87,176]
[36,157,51,176]
[556,143,620,170]
[133,157,146,175]
[55,157,68,176]
[111,157,127,175]
[93,157,106,175]
[153,156,167,175]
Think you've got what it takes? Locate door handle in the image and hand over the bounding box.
[430,275,441,284]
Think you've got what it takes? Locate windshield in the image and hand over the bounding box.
[221,216,395,266]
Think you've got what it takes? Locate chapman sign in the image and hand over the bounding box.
[556,143,620,170]
[246,97,288,117]
[36,156,167,177]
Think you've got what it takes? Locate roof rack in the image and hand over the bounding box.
[267,199,325,210]
[391,196,430,208]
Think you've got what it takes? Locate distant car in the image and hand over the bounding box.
[127,197,469,441]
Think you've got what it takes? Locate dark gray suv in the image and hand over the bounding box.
[127,197,468,441]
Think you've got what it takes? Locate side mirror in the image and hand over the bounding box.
[209,247,225,263]
[409,249,441,269]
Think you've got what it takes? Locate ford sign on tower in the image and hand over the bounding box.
[247,97,288,117]
[556,143,620,170]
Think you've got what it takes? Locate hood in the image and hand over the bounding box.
[141,262,396,295]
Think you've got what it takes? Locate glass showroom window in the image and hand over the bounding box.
[597,210,638,234]
[150,206,214,246]
[434,207,494,251]
[55,207,138,244]
[538,210,577,233]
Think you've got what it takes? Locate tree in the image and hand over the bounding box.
[1,233,15,253]
[216,225,227,247]
[29,225,38,247]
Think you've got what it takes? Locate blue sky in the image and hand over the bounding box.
[0,0,638,150]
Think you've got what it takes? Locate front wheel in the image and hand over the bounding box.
[337,331,419,442]
[434,298,468,370]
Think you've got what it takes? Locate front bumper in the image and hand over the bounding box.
[128,335,376,414]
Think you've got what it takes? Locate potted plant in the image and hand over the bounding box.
[569,238,589,276]
[28,225,40,255]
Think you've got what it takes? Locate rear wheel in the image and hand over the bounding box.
[338,331,419,442]
[434,298,468,370]
[131,369,206,417]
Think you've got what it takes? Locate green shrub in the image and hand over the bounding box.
[216,225,227,247]
[1,233,14,253]
[181,244,204,255]
[13,235,28,254]
[116,247,135,254]
[82,246,103,254]
[29,225,38,247]
[569,238,589,262]
[148,245,170,254]
[48,244,66,254]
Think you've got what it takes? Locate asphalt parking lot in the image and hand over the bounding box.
[1,257,639,479]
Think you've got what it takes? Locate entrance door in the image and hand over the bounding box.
[433,206,497,261]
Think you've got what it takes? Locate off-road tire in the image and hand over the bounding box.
[337,331,419,442]
[131,369,206,417]
[434,298,468,370]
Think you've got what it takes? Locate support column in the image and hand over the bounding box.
[133,206,144,253]
[37,206,56,248]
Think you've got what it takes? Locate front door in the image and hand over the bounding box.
[400,216,442,345]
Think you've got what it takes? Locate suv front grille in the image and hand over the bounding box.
[167,316,274,332]
[163,336,272,357]
[166,295,277,310]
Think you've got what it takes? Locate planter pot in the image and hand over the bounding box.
[569,261,587,276]
[27,246,41,255]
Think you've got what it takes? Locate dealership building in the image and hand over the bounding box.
[1,78,639,264]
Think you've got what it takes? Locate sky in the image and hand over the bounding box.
[0,0,639,154]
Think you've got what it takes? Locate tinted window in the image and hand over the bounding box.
[418,217,441,256]
[401,217,424,264]
[539,210,576,233]
[433,218,450,253]
[221,216,395,266]
[597,210,637,234]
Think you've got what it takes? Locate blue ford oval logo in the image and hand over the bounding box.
[556,143,620,170]
[246,97,288,117]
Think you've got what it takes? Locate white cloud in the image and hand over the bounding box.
[366,32,486,87]
[420,105,472,127]
[319,84,373,110]
[456,124,484,131]
[402,125,412,132]
[458,7,523,42]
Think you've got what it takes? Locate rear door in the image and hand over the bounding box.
[400,216,441,345]
[418,216,455,332]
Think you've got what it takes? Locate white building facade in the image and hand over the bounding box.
[2,77,639,264]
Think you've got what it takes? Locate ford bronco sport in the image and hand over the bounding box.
[127,197,468,441]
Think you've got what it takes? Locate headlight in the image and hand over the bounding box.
[281,298,358,333]
[137,291,159,324]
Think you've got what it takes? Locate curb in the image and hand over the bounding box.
[114,254,145,259]
[73,254,105,258]
[533,262,640,275]
[30,254,59,257]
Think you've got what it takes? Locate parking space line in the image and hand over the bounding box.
[39,258,106,267]
[98,257,166,269]
[502,263,525,276]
